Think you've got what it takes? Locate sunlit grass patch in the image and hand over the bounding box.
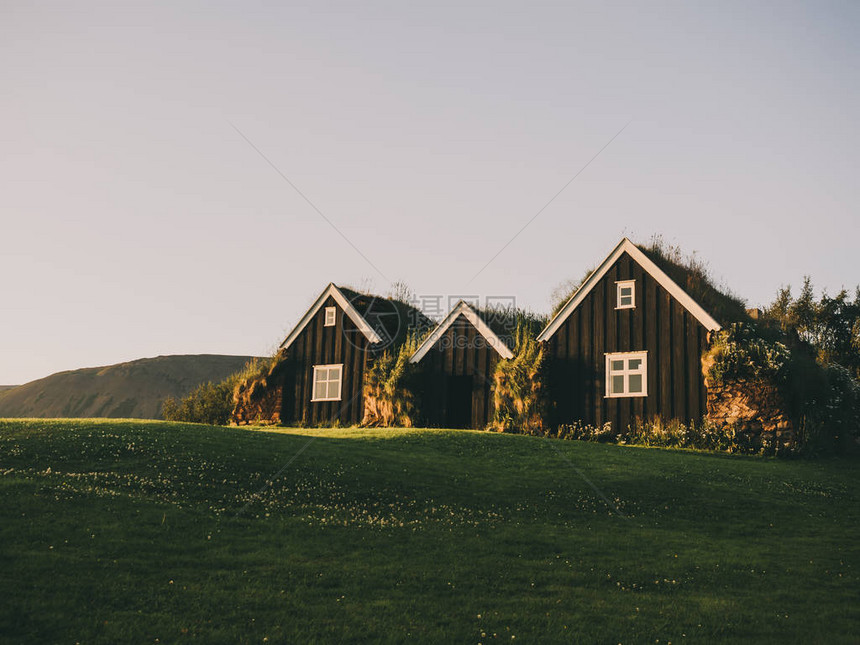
[0,419,857,643]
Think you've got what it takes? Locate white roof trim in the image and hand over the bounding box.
[537,238,721,342]
[279,283,383,351]
[409,300,515,363]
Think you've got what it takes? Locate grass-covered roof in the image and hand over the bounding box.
[637,238,749,326]
[338,286,433,349]
[473,305,546,351]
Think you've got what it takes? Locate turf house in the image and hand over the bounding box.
[229,240,802,450]
[232,283,429,426]
[409,300,516,429]
[537,238,742,430]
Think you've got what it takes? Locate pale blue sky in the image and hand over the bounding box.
[2,1,858,384]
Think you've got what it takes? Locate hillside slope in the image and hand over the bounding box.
[0,421,857,643]
[0,354,257,419]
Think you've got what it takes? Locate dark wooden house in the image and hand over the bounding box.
[268,283,427,426]
[537,238,723,430]
[410,301,514,428]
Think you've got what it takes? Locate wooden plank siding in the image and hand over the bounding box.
[419,314,501,429]
[280,295,369,426]
[546,251,709,431]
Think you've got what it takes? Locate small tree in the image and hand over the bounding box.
[792,277,819,346]
[764,277,860,379]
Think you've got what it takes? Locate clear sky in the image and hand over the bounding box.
[2,1,858,385]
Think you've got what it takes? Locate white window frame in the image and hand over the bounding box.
[616,280,636,310]
[311,364,343,402]
[605,351,648,398]
[324,306,337,327]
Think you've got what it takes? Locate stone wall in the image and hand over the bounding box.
[705,377,795,449]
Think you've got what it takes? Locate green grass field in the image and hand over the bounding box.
[1,419,858,643]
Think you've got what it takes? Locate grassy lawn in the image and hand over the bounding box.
[0,420,858,643]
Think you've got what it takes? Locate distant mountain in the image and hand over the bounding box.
[0,355,259,420]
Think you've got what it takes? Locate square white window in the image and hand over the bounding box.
[616,280,636,310]
[324,306,337,327]
[605,351,647,398]
[312,364,343,401]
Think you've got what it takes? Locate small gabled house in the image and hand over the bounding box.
[410,301,515,428]
[537,238,728,430]
[233,283,428,426]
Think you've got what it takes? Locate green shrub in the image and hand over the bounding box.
[162,379,237,425]
[552,421,614,442]
[162,356,277,426]
[704,322,791,385]
[548,418,766,454]
[490,318,548,434]
[759,280,860,453]
[362,335,421,427]
[703,320,860,454]
[793,362,860,454]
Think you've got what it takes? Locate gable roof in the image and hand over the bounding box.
[279,283,383,351]
[537,238,722,342]
[409,300,515,363]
